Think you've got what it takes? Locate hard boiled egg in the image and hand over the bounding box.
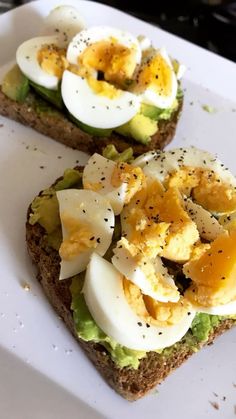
[83,253,196,351]
[82,153,145,215]
[67,26,141,71]
[185,198,225,241]
[133,147,236,187]
[16,36,65,89]
[112,238,180,303]
[42,5,86,45]
[56,189,114,279]
[61,26,142,129]
[191,300,236,316]
[134,47,178,109]
[61,70,140,129]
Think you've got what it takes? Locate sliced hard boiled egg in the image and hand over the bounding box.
[16,36,64,89]
[112,238,180,303]
[42,5,86,44]
[56,189,114,279]
[82,153,145,215]
[61,70,141,129]
[83,253,196,351]
[185,198,225,241]
[191,300,236,316]
[135,47,178,109]
[133,147,236,188]
[67,26,141,73]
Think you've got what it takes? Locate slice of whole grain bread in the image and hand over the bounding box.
[25,169,235,401]
[0,87,182,156]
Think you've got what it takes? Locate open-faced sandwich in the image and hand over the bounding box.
[26,146,236,400]
[0,5,185,156]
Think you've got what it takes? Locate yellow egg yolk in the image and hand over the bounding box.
[184,230,236,306]
[111,162,146,204]
[38,45,68,79]
[59,214,97,261]
[135,53,172,96]
[87,76,121,99]
[123,277,190,327]
[78,39,137,85]
[166,167,236,214]
[219,212,236,232]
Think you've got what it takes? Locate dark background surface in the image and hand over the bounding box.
[1,0,236,61]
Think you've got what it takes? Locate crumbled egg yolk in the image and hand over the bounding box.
[143,295,192,326]
[125,207,169,258]
[59,213,97,261]
[155,187,199,262]
[111,162,146,204]
[166,167,236,214]
[134,53,172,96]
[123,277,190,327]
[184,230,236,306]
[79,39,137,85]
[124,180,199,262]
[193,170,236,214]
[119,237,179,301]
[219,212,236,232]
[38,45,68,78]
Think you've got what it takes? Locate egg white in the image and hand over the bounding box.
[61,70,141,129]
[16,35,61,89]
[140,47,178,109]
[57,189,114,279]
[82,153,130,215]
[112,244,179,303]
[185,198,225,241]
[42,5,86,45]
[192,300,236,316]
[83,253,196,351]
[133,147,236,187]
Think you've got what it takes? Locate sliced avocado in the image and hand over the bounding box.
[115,113,157,145]
[2,65,29,102]
[30,81,63,109]
[141,100,178,121]
[68,113,113,137]
[30,81,63,110]
[141,103,163,120]
[102,144,133,163]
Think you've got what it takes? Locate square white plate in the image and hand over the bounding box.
[0,1,236,418]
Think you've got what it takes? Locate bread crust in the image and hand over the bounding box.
[26,187,235,401]
[0,88,182,156]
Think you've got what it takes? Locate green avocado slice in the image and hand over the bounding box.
[2,65,29,102]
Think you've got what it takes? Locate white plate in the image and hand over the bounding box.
[0,1,236,418]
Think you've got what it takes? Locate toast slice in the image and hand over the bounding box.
[0,87,182,156]
[25,167,235,401]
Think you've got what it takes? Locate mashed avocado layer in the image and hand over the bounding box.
[70,274,234,368]
[29,166,235,369]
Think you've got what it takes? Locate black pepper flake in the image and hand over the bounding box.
[187,312,191,316]
[101,177,106,181]
[158,332,163,335]
[137,322,142,327]
[104,218,108,222]
[89,236,95,241]
[218,250,223,253]
[146,323,150,328]
[82,209,86,213]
